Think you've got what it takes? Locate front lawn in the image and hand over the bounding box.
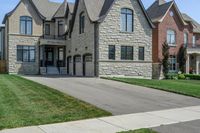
[105,77,200,98]
[0,75,111,130]
[118,129,158,133]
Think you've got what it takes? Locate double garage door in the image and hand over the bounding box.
[67,54,94,76]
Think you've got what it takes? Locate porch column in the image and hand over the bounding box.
[186,54,190,74]
[196,56,200,75]
[43,46,46,67]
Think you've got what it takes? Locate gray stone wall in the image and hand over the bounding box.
[67,0,95,76]
[98,0,153,78]
[8,35,39,74]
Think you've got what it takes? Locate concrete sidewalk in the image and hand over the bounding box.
[1,106,200,133]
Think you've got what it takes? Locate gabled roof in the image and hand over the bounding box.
[68,3,75,14]
[32,0,61,20]
[53,0,68,18]
[70,0,154,33]
[2,0,45,24]
[182,13,200,34]
[147,0,186,25]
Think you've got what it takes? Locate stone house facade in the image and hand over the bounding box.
[147,0,200,78]
[2,0,154,78]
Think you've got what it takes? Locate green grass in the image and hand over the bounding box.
[104,77,200,98]
[118,129,158,133]
[0,75,111,130]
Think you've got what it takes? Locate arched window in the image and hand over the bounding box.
[79,12,85,34]
[20,16,32,35]
[120,8,133,32]
[167,29,176,45]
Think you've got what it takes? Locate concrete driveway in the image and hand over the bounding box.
[24,76,200,115]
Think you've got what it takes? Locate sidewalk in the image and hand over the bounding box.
[1,106,200,133]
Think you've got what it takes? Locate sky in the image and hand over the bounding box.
[0,0,200,26]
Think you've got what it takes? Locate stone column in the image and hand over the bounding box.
[196,55,200,75]
[186,54,190,74]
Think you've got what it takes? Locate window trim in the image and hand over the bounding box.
[108,45,116,60]
[121,46,133,60]
[167,29,176,46]
[120,8,134,32]
[17,45,36,62]
[138,46,145,61]
[20,16,33,35]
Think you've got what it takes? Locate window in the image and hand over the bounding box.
[138,47,145,60]
[75,56,81,62]
[17,45,35,62]
[45,24,50,35]
[58,21,64,36]
[193,35,196,47]
[167,30,176,45]
[79,12,85,34]
[58,48,64,61]
[184,32,188,47]
[169,55,177,72]
[108,45,115,60]
[20,16,32,35]
[121,8,133,32]
[121,46,133,60]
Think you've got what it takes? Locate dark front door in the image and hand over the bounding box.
[46,48,54,66]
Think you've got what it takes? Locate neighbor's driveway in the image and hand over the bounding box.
[24,76,200,115]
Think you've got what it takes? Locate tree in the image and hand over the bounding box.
[162,41,170,79]
[178,46,187,73]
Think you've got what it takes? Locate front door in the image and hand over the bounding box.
[46,48,54,66]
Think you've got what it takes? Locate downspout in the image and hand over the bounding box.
[94,22,99,77]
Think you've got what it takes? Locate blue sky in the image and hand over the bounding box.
[0,0,199,26]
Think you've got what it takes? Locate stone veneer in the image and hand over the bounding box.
[8,35,39,74]
[98,0,152,78]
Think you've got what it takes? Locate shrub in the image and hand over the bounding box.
[178,74,185,80]
[184,74,200,80]
[167,73,178,80]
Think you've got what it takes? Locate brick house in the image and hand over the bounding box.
[147,0,200,78]
[2,0,153,78]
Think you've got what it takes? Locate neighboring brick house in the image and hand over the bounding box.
[0,26,5,60]
[2,0,154,78]
[147,0,200,79]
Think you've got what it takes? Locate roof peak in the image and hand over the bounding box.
[157,0,166,6]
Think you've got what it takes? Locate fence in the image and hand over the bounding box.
[0,60,6,73]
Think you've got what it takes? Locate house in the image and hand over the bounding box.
[2,0,153,78]
[147,0,200,78]
[0,26,5,60]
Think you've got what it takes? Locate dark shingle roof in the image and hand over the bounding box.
[182,13,200,33]
[147,0,173,22]
[32,0,61,20]
[53,0,68,18]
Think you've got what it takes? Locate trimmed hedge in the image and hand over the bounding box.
[184,74,200,80]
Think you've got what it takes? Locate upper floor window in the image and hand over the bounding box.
[58,20,64,36]
[120,8,133,32]
[167,29,176,46]
[20,16,32,35]
[184,32,188,47]
[121,46,133,60]
[193,35,196,47]
[45,24,50,35]
[79,12,85,34]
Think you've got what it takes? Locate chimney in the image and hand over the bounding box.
[157,0,166,5]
